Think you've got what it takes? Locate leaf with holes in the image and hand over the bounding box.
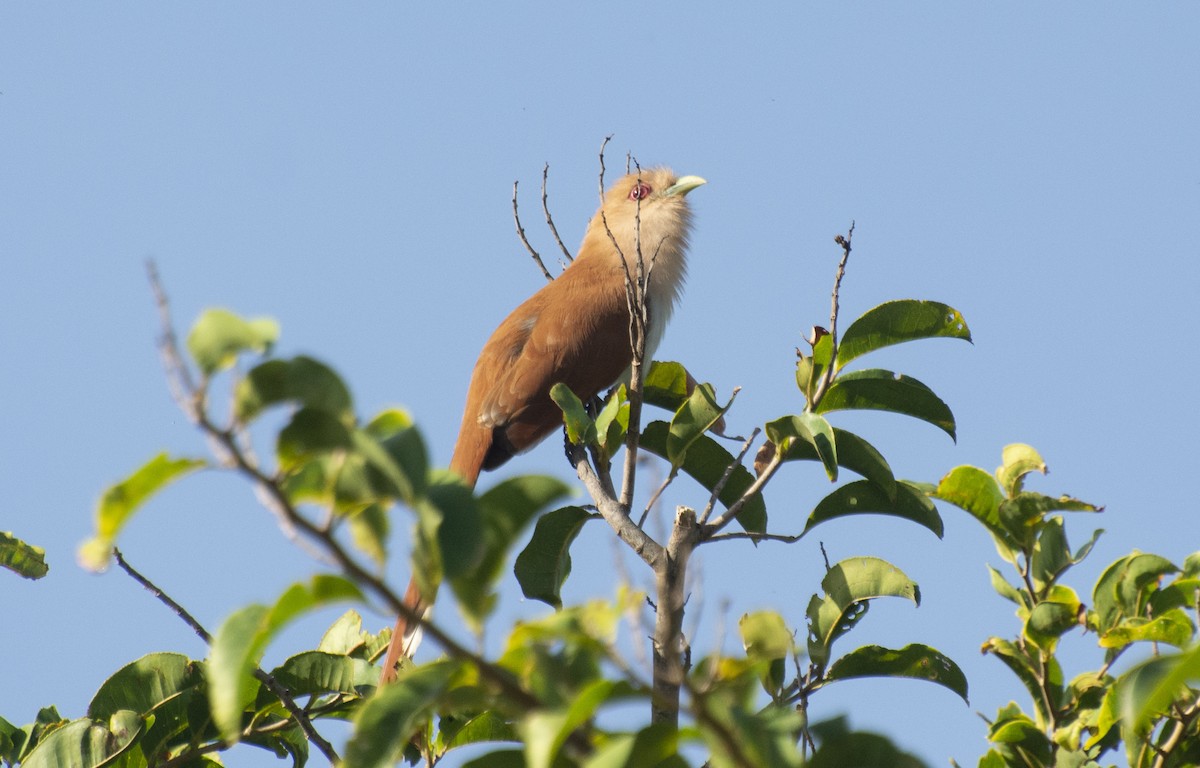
[806,557,920,666]
[826,643,968,703]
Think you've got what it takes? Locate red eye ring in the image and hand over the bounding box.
[628,182,652,201]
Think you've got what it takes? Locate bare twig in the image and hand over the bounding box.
[513,180,554,282]
[704,531,803,544]
[701,443,783,538]
[541,164,573,263]
[114,547,213,645]
[698,427,759,526]
[639,468,678,528]
[598,134,613,202]
[113,548,339,764]
[807,223,854,409]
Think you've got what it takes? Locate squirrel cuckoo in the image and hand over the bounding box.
[380,168,705,683]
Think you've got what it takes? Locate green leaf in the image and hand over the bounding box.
[981,640,1061,724]
[1025,595,1083,652]
[453,476,573,625]
[208,575,364,741]
[514,506,596,609]
[932,465,1012,552]
[234,355,353,423]
[995,443,1047,496]
[835,300,972,371]
[1122,643,1200,729]
[186,307,279,375]
[805,480,943,538]
[777,428,895,500]
[19,714,146,768]
[998,492,1100,547]
[806,557,920,666]
[640,421,766,534]
[642,361,690,412]
[318,610,373,655]
[523,680,632,768]
[584,722,679,768]
[80,453,206,572]
[826,643,968,703]
[739,610,793,694]
[88,652,193,718]
[797,332,834,404]
[666,382,732,469]
[815,369,956,440]
[549,383,596,445]
[594,385,629,452]
[277,407,353,470]
[407,478,482,605]
[739,610,795,662]
[348,503,389,567]
[270,651,377,695]
[1091,553,1179,635]
[1,531,48,580]
[987,565,1028,608]
[365,409,429,501]
[343,660,463,768]
[765,413,838,481]
[1100,609,1196,649]
[438,710,519,751]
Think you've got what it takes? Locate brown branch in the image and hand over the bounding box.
[569,442,663,568]
[112,547,339,764]
[652,506,699,727]
[512,180,554,282]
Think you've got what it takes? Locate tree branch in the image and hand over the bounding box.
[112,547,339,764]
[145,262,544,716]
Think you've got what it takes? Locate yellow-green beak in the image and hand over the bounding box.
[664,175,707,197]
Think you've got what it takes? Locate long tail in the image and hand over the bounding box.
[378,424,488,683]
[379,579,427,684]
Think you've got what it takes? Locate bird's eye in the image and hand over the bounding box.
[628,183,652,201]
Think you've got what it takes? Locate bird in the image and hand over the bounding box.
[379,167,705,683]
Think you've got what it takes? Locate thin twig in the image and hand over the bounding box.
[114,547,213,645]
[541,163,573,263]
[598,134,613,202]
[704,531,803,544]
[639,468,679,528]
[698,426,759,526]
[113,548,340,764]
[807,223,854,409]
[513,180,553,282]
[701,445,783,538]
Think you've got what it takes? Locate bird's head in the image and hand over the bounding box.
[585,167,706,288]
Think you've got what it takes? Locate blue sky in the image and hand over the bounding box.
[3,3,1199,765]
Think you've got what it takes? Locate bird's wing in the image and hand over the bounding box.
[478,263,634,460]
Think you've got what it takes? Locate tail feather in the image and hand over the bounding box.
[379,430,486,684]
